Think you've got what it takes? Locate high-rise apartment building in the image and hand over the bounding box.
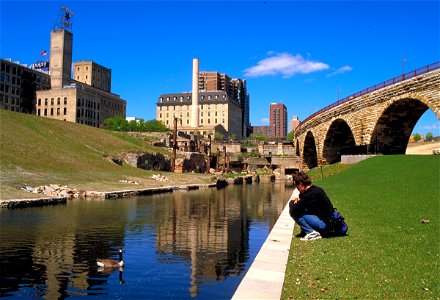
[270,103,288,138]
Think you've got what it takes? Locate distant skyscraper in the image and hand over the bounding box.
[289,115,300,132]
[270,103,287,138]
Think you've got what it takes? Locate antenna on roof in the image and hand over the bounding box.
[53,6,74,32]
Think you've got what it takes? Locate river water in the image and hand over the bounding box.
[0,183,293,299]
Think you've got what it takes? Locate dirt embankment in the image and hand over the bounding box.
[405,142,440,154]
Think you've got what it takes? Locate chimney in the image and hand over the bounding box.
[191,58,199,128]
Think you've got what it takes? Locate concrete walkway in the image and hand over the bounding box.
[232,202,295,300]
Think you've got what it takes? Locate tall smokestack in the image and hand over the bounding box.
[191,58,199,128]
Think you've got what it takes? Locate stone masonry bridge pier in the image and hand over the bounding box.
[295,62,440,170]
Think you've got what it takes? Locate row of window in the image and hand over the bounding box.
[0,84,21,95]
[76,119,99,127]
[159,94,227,103]
[0,94,20,105]
[37,97,68,106]
[161,116,225,126]
[77,108,99,120]
[159,110,225,118]
[159,103,226,111]
[77,98,99,110]
[37,107,67,116]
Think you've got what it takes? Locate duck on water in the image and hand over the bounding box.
[97,249,125,268]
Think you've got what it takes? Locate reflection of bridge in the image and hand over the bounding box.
[295,62,440,170]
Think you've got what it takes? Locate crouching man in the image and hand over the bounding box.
[289,171,334,241]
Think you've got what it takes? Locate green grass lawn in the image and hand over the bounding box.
[0,110,212,199]
[282,155,439,299]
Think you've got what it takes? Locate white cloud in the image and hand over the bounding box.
[244,53,330,78]
[326,65,353,77]
[261,118,270,124]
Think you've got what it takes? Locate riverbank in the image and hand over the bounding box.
[0,181,222,208]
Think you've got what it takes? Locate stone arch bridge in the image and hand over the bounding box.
[295,62,440,170]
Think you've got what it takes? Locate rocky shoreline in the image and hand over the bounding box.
[0,174,284,209]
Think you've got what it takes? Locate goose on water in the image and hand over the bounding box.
[97,249,124,268]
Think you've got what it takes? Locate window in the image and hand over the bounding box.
[51,98,54,105]
[57,108,60,115]
[37,109,40,116]
[38,99,41,105]
[64,108,67,115]
[44,109,47,116]
[45,98,48,105]
[208,95,211,100]
[51,108,53,115]
[57,98,60,105]
[64,97,67,105]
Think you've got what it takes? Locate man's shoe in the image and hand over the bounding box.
[300,230,322,241]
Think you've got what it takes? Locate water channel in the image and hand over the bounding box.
[0,182,294,299]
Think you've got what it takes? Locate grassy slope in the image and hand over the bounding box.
[282,155,440,299]
[0,110,212,199]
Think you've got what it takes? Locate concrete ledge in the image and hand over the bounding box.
[1,183,219,208]
[0,197,67,208]
[341,154,376,164]
[232,201,295,300]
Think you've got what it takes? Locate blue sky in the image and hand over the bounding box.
[1,0,439,136]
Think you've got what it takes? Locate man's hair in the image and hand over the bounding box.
[294,171,312,186]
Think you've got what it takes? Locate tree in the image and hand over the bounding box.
[128,120,138,131]
[249,133,268,142]
[103,118,115,130]
[143,120,169,132]
[413,133,421,142]
[426,132,434,142]
[286,130,295,141]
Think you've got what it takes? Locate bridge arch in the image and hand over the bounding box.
[302,131,318,169]
[295,63,439,170]
[323,118,356,164]
[371,95,431,154]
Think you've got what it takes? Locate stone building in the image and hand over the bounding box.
[157,91,239,137]
[35,29,126,127]
[156,59,249,138]
[0,58,50,113]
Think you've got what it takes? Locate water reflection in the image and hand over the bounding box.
[0,183,293,299]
